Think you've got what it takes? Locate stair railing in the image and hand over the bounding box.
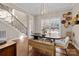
[0,3,27,35]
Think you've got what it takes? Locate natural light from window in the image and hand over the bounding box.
[41,17,61,38]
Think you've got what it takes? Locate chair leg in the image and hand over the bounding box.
[64,49,68,56]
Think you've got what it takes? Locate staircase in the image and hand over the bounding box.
[0,3,27,35]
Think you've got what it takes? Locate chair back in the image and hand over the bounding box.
[64,36,70,48]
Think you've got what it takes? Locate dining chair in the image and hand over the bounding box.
[55,36,70,56]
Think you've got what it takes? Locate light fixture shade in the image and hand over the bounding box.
[40,3,48,15]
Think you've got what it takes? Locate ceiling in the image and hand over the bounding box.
[4,3,77,16]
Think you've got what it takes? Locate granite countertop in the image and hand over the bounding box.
[0,40,16,49]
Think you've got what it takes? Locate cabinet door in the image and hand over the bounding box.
[0,44,16,56]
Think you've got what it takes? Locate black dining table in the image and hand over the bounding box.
[31,34,63,56]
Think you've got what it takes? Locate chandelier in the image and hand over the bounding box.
[41,3,48,16]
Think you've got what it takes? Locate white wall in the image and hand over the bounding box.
[72,4,79,16]
[13,9,27,28]
[0,19,25,40]
[72,25,79,50]
[27,14,34,36]
[71,5,79,50]
[33,16,41,33]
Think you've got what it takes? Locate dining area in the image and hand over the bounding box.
[0,3,79,56]
[28,31,70,56]
[28,14,79,56]
[27,10,79,56]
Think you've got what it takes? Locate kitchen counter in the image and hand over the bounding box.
[0,40,16,49]
[0,40,16,56]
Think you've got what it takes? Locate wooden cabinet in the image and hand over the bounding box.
[0,41,16,56]
[29,39,54,56]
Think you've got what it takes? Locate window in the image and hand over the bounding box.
[41,17,61,37]
[0,31,6,41]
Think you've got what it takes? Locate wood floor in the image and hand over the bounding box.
[15,39,79,56]
[56,43,79,56]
